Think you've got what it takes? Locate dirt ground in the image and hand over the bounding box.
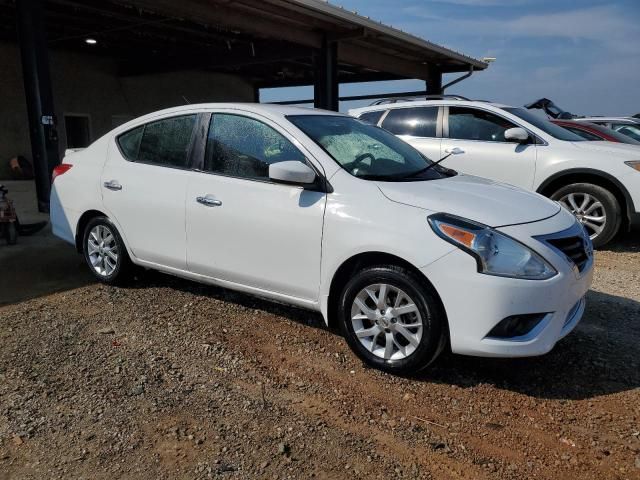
[1,232,639,479]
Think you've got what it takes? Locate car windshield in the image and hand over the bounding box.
[502,107,587,142]
[287,115,452,181]
[582,123,640,144]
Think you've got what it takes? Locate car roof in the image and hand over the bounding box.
[131,103,344,124]
[112,103,347,137]
[348,99,513,115]
[577,117,640,123]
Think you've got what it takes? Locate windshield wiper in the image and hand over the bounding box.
[404,152,454,178]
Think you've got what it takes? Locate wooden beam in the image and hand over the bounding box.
[339,42,427,80]
[109,0,323,48]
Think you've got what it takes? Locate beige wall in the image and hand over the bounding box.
[0,42,254,178]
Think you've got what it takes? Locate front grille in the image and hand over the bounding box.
[546,236,589,272]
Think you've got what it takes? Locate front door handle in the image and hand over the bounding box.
[103,180,122,191]
[196,195,222,207]
[444,147,465,155]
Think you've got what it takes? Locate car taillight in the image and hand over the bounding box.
[52,163,72,183]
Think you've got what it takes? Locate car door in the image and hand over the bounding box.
[101,113,198,270]
[185,112,326,302]
[379,106,442,162]
[441,106,537,189]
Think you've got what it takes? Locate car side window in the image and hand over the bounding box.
[448,107,517,142]
[117,115,197,168]
[205,114,307,180]
[358,110,385,125]
[117,126,143,160]
[381,107,438,137]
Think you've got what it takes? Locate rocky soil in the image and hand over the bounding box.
[1,236,639,479]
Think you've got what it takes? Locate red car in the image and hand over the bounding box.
[551,120,640,145]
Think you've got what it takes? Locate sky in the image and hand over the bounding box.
[260,0,640,116]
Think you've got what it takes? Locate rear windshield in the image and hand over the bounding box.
[502,107,586,142]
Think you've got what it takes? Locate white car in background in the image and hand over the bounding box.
[350,98,640,247]
[51,104,593,374]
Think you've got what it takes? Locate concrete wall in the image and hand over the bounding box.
[0,42,254,179]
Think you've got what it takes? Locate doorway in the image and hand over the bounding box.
[64,114,91,149]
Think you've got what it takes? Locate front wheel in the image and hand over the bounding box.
[338,265,446,375]
[82,217,132,284]
[551,183,621,248]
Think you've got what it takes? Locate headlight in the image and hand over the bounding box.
[428,213,557,280]
[625,161,640,172]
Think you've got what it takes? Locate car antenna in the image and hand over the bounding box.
[182,95,191,105]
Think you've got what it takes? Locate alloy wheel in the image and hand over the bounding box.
[350,283,423,361]
[87,224,119,277]
[558,192,606,240]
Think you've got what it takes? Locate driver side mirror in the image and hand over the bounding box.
[504,127,530,144]
[269,161,317,186]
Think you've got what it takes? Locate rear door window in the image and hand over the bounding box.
[117,114,197,168]
[381,107,438,137]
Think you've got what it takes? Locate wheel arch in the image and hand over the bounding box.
[536,168,635,230]
[75,210,108,252]
[325,251,449,337]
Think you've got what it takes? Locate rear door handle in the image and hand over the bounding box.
[444,147,465,155]
[103,180,122,191]
[196,195,222,207]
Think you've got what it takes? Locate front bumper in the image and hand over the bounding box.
[422,212,594,358]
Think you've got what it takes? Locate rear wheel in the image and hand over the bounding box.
[338,265,446,375]
[82,217,132,284]
[551,183,621,248]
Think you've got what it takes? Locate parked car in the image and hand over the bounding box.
[51,104,594,374]
[350,99,640,247]
[574,117,640,143]
[551,119,640,145]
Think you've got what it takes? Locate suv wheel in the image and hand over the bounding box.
[551,183,621,248]
[338,265,446,375]
[82,217,132,284]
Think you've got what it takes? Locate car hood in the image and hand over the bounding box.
[571,141,640,157]
[376,174,561,227]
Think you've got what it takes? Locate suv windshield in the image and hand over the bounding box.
[502,107,586,142]
[287,115,452,181]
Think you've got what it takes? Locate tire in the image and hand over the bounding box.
[6,222,17,245]
[338,265,446,375]
[82,216,132,285]
[551,183,621,248]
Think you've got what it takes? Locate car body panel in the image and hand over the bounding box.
[376,174,560,227]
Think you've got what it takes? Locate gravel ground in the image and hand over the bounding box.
[1,235,639,479]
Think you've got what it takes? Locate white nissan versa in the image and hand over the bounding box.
[51,104,594,374]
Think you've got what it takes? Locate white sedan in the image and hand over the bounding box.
[51,104,593,374]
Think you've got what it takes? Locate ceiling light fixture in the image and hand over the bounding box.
[85,38,97,45]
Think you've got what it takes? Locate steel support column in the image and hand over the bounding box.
[314,37,338,111]
[425,69,443,95]
[16,0,59,212]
